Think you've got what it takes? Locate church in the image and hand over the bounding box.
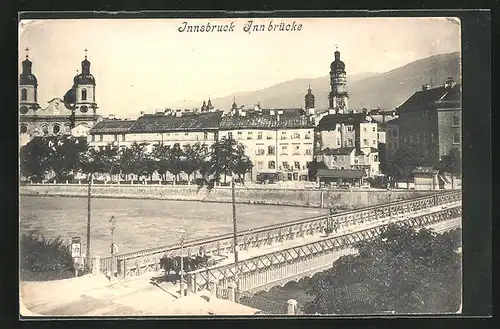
[18,48,100,146]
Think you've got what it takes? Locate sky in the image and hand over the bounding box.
[19,17,461,118]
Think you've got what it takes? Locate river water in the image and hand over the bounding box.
[19,196,326,257]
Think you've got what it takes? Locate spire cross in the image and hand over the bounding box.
[335,44,338,51]
[25,47,30,58]
[84,48,88,59]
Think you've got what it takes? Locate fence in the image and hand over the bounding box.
[237,290,289,315]
[97,190,460,278]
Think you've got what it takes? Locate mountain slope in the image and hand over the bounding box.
[168,52,460,111]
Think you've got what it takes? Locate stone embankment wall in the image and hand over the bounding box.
[20,184,436,209]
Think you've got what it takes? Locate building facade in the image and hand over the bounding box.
[19,49,100,146]
[219,106,315,182]
[388,78,462,168]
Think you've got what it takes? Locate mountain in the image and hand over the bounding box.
[167,52,460,111]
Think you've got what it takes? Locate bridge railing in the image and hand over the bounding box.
[100,190,461,278]
[237,290,288,315]
[184,206,462,293]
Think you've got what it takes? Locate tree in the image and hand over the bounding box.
[20,137,53,182]
[307,159,328,181]
[181,143,200,184]
[387,144,426,186]
[80,143,119,180]
[303,225,461,315]
[151,143,170,181]
[233,143,253,184]
[168,143,184,183]
[436,147,461,176]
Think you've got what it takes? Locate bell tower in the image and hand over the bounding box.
[19,47,40,115]
[304,85,315,115]
[328,46,349,114]
[73,49,97,115]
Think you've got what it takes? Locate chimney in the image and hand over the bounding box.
[422,84,431,91]
[444,77,455,89]
[270,110,275,116]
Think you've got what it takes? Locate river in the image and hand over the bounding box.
[19,196,327,257]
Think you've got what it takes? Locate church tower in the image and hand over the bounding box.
[19,47,40,115]
[328,46,349,114]
[304,85,315,115]
[73,49,97,115]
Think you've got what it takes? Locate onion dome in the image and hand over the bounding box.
[201,100,207,111]
[73,49,96,85]
[63,86,76,105]
[19,50,38,86]
[305,85,315,101]
[207,98,214,110]
[330,49,346,72]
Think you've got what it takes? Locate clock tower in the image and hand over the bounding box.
[328,46,349,114]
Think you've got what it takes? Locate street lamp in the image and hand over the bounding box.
[179,228,186,298]
[231,175,240,298]
[109,215,116,280]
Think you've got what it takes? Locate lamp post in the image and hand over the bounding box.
[109,215,116,279]
[231,175,240,298]
[179,228,186,298]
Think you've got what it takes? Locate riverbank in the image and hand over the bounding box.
[20,184,436,209]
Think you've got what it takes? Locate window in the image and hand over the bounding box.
[256,148,265,155]
[363,139,369,146]
[347,126,353,132]
[453,132,460,144]
[21,88,27,101]
[332,156,337,162]
[237,131,243,135]
[373,127,376,132]
[337,126,341,132]
[228,132,233,139]
[293,145,300,155]
[91,135,95,142]
[305,148,312,155]
[280,132,287,140]
[268,161,276,169]
[336,139,341,146]
[294,161,300,169]
[268,145,275,155]
[372,140,376,145]
[81,88,87,101]
[363,127,367,132]
[267,134,273,140]
[204,132,208,140]
[257,161,264,170]
[453,115,460,126]
[20,106,29,114]
[20,124,28,134]
[354,159,359,164]
[304,132,311,139]
[281,145,288,155]
[99,134,103,142]
[247,131,253,140]
[42,125,49,135]
[80,105,88,113]
[374,155,379,162]
[282,161,289,169]
[185,132,189,136]
[257,132,263,140]
[292,132,300,139]
[339,156,344,161]
[122,134,126,141]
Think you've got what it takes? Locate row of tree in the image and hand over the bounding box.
[19,136,254,185]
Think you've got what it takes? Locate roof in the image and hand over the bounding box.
[318,113,373,130]
[397,84,461,113]
[319,147,355,156]
[89,120,136,134]
[129,111,223,133]
[220,108,313,130]
[316,168,365,179]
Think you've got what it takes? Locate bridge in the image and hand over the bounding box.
[97,190,461,285]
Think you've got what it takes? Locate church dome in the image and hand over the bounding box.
[63,86,76,105]
[330,50,346,72]
[19,58,38,86]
